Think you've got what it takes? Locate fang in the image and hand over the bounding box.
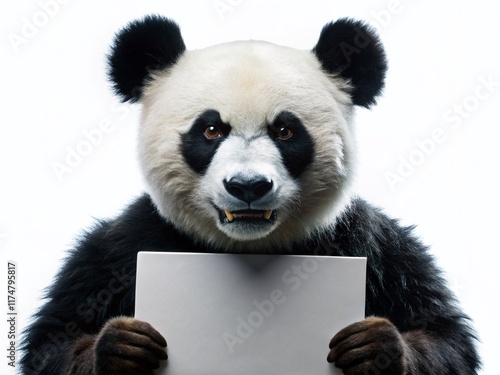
[225,210,235,222]
[263,210,273,220]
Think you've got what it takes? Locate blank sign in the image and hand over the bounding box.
[135,252,366,375]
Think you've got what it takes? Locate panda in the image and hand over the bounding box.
[21,15,480,375]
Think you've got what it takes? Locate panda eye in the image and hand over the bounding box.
[269,126,293,141]
[204,125,222,139]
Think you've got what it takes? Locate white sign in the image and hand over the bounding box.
[135,252,366,375]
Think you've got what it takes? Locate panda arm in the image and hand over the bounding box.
[19,220,140,374]
[366,225,479,374]
[326,199,481,374]
[19,195,186,375]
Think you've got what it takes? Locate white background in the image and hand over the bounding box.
[1,1,499,374]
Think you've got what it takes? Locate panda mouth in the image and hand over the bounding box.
[219,209,276,224]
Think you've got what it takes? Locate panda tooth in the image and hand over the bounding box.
[263,210,273,220]
[225,210,235,222]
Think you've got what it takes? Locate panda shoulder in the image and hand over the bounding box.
[333,198,428,257]
[67,195,191,263]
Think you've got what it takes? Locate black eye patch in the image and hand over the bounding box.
[181,110,231,174]
[268,111,315,178]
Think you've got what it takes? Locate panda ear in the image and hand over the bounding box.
[313,18,388,108]
[107,15,186,103]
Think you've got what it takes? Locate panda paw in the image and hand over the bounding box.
[93,316,168,375]
[327,317,407,375]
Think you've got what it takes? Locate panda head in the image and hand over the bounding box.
[108,15,387,251]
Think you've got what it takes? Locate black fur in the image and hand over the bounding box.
[313,18,388,108]
[181,110,315,178]
[268,111,315,178]
[20,194,480,374]
[181,109,231,174]
[107,15,186,102]
[21,16,478,375]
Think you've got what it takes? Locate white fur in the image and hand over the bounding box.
[139,41,356,251]
[200,134,299,241]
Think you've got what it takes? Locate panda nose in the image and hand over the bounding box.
[223,175,273,204]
